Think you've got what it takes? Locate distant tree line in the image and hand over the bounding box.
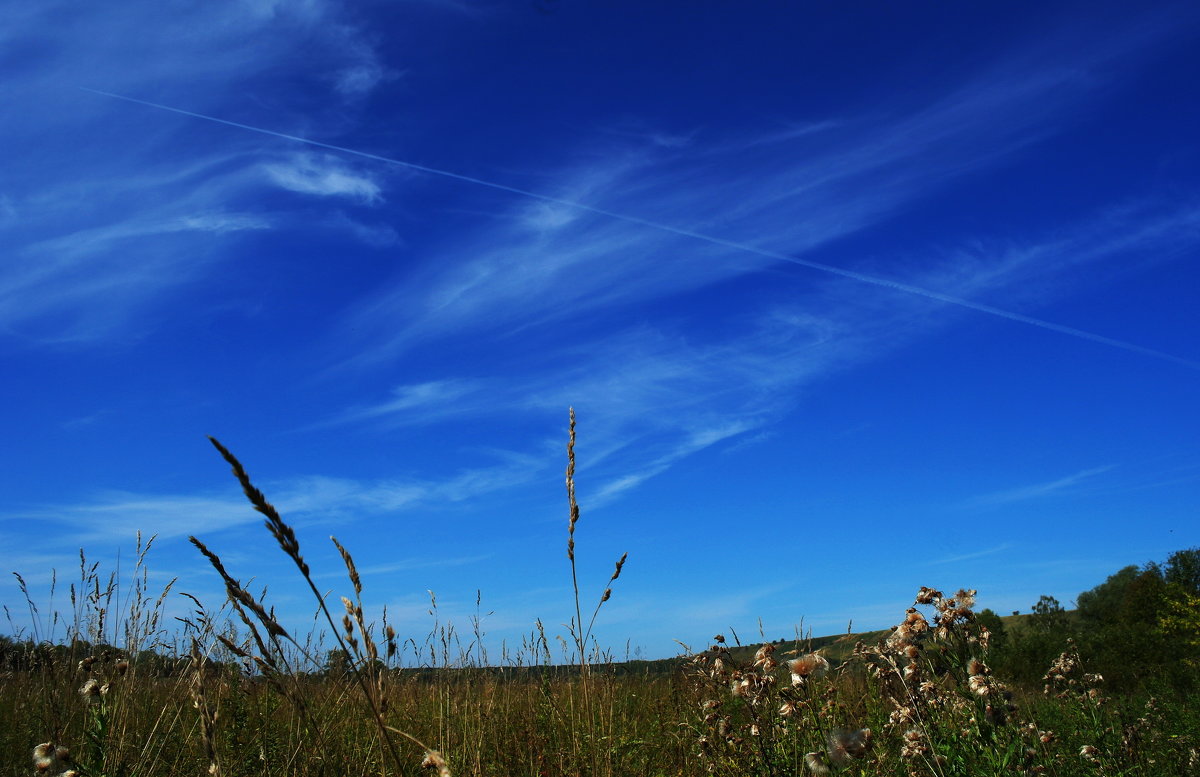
[977,547,1200,695]
[4,548,1197,695]
[0,636,192,676]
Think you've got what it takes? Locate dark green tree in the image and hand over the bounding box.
[1071,554,1200,693]
[1076,565,1141,625]
[1030,595,1069,633]
[1164,548,1200,592]
[992,595,1074,685]
[324,648,352,678]
[976,608,1007,651]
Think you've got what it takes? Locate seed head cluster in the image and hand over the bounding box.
[421,750,452,777]
[33,743,76,777]
[787,653,830,685]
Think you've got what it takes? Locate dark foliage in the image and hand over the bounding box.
[993,547,1200,696]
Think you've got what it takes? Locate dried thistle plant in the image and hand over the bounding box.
[32,742,77,777]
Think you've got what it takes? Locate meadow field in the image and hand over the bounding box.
[4,431,1197,777]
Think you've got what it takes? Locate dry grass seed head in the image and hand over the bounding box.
[331,536,362,596]
[189,537,289,640]
[209,436,310,579]
[565,408,579,561]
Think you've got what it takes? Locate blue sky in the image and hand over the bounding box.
[2,1,1198,661]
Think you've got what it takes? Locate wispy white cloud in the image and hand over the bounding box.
[321,187,1200,499]
[60,410,114,430]
[262,154,383,204]
[323,212,403,248]
[335,66,380,97]
[315,553,492,580]
[2,450,543,547]
[332,18,1199,368]
[1,204,271,341]
[929,543,1015,565]
[0,0,389,344]
[322,306,862,499]
[667,585,793,628]
[333,62,400,99]
[728,120,844,151]
[915,200,1200,311]
[318,380,483,429]
[589,121,701,150]
[29,211,271,258]
[327,188,1200,507]
[520,202,581,233]
[101,80,1200,368]
[963,466,1118,509]
[591,420,760,504]
[323,187,1199,501]
[240,0,324,22]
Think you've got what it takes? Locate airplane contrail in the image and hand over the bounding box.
[80,86,1199,370]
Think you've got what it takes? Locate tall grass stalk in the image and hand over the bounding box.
[199,435,439,775]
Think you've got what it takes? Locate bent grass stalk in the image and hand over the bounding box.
[198,436,440,774]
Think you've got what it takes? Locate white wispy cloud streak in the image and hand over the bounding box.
[262,153,383,203]
[3,204,272,341]
[315,380,483,429]
[7,4,1194,546]
[929,544,1015,565]
[668,584,794,628]
[80,11,1200,369]
[962,466,1118,509]
[314,553,493,580]
[0,0,389,343]
[283,17,1197,502]
[590,419,761,505]
[318,303,866,501]
[320,189,1196,502]
[2,450,543,546]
